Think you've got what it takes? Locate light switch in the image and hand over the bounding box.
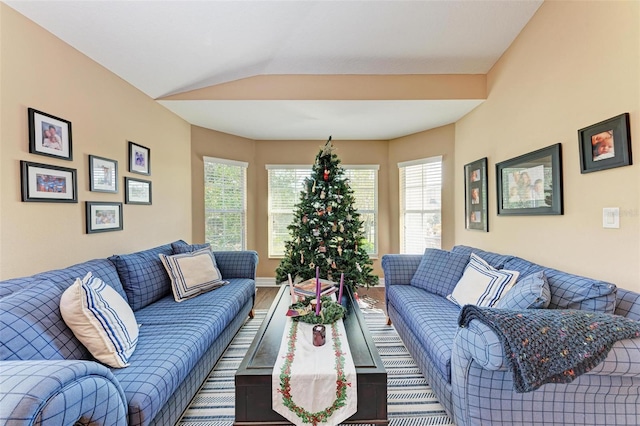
[602,207,619,229]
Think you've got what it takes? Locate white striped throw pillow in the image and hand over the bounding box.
[60,272,139,368]
[447,253,520,307]
[159,247,226,302]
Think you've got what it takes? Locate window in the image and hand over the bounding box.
[399,156,442,254]
[204,157,247,250]
[267,164,378,257]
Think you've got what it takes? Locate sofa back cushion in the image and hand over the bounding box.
[1,279,89,361]
[108,243,175,311]
[410,249,469,297]
[451,245,513,270]
[503,257,617,313]
[34,258,128,302]
[496,271,551,310]
[614,288,640,321]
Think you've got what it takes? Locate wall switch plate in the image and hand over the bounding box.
[603,207,620,229]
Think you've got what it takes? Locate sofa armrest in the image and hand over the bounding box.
[381,254,422,286]
[454,319,640,377]
[213,250,259,279]
[0,360,127,425]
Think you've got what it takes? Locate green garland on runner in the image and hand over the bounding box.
[290,295,346,325]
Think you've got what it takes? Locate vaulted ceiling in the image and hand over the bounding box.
[5,0,543,140]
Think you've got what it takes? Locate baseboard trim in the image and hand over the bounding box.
[256,277,385,287]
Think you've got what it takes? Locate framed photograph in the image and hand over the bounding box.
[89,155,118,193]
[125,177,152,205]
[86,201,123,233]
[578,113,632,173]
[496,143,563,216]
[464,157,488,231]
[128,141,150,175]
[20,160,77,203]
[28,108,72,160]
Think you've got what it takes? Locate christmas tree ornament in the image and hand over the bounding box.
[313,228,320,236]
[312,180,316,193]
[355,243,358,253]
[309,262,315,269]
[339,224,344,233]
[302,215,308,224]
[320,190,325,199]
[331,261,337,269]
[332,222,337,232]
[327,205,333,213]
[323,168,329,181]
[320,136,334,157]
[300,253,304,263]
[337,246,343,256]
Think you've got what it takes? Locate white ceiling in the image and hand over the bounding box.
[5,0,543,140]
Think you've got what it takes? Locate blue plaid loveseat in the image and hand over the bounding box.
[0,241,258,426]
[382,245,640,425]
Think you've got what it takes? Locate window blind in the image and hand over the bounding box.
[399,156,442,254]
[204,156,247,251]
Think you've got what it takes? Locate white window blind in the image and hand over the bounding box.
[399,156,442,254]
[204,157,247,251]
[266,164,379,257]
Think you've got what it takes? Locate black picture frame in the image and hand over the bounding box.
[464,157,488,231]
[89,155,118,193]
[125,177,152,205]
[496,143,563,216]
[128,141,150,175]
[20,160,77,203]
[86,201,123,233]
[578,113,632,173]
[28,107,73,160]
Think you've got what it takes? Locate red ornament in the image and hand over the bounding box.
[323,169,329,181]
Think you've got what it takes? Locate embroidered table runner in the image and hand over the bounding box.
[272,316,357,426]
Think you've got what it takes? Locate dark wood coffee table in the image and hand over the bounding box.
[234,285,387,425]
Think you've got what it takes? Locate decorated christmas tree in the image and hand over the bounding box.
[275,137,378,291]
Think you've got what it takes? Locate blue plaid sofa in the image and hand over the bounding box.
[382,245,640,425]
[0,240,258,426]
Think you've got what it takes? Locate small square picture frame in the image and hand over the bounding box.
[28,108,73,160]
[86,201,123,233]
[125,177,152,205]
[20,160,77,203]
[578,113,632,173]
[128,141,150,175]
[89,155,118,193]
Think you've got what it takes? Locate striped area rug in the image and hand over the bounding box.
[178,309,454,426]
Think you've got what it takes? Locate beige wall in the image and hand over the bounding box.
[389,124,457,252]
[0,5,192,279]
[455,1,640,291]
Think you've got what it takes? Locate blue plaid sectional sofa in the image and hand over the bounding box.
[382,245,640,425]
[0,240,258,426]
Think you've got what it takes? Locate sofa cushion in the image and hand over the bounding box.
[496,271,551,309]
[503,257,617,313]
[111,277,255,424]
[386,285,460,382]
[171,241,211,254]
[159,248,225,302]
[34,258,128,303]
[451,245,514,269]
[447,254,519,307]
[60,272,139,368]
[108,243,175,311]
[1,279,89,361]
[410,249,469,297]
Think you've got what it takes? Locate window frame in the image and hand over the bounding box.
[266,164,379,258]
[203,156,248,251]
[399,156,443,254]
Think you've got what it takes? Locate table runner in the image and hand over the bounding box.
[272,315,357,426]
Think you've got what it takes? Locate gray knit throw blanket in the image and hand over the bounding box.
[458,306,640,393]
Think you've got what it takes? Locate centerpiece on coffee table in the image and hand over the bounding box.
[287,268,346,324]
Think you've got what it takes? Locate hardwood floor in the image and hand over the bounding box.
[255,285,387,315]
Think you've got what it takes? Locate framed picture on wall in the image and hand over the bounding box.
[464,157,488,231]
[20,160,77,203]
[578,113,632,173]
[125,177,152,205]
[89,155,118,193]
[496,143,563,216]
[28,108,73,160]
[86,201,123,233]
[128,141,150,175]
